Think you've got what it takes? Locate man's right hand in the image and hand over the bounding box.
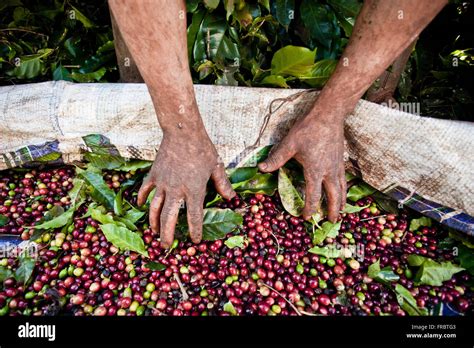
[137,132,235,249]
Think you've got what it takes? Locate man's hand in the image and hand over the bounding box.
[259,107,346,223]
[137,133,235,248]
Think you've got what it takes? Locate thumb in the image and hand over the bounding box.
[211,164,236,200]
[258,144,293,173]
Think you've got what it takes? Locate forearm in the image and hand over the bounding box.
[312,0,447,121]
[108,0,207,138]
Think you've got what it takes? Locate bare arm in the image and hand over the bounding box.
[109,0,235,248]
[259,0,447,222]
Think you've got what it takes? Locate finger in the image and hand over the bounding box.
[258,141,294,173]
[160,196,183,249]
[339,167,347,211]
[137,178,155,206]
[211,164,235,200]
[149,190,165,234]
[323,177,341,223]
[186,192,205,244]
[302,172,322,220]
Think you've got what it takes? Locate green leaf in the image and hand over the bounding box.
[116,160,152,172]
[204,0,220,10]
[258,0,271,12]
[394,284,428,316]
[78,168,115,210]
[368,260,399,283]
[300,1,340,49]
[223,301,237,315]
[303,59,337,87]
[7,49,53,79]
[144,262,166,271]
[202,208,243,241]
[228,167,258,184]
[327,0,361,17]
[260,74,290,88]
[0,214,9,227]
[274,0,295,27]
[68,178,86,206]
[187,9,206,59]
[409,217,432,232]
[0,266,13,282]
[100,223,148,257]
[342,203,368,214]
[407,255,428,267]
[187,0,201,13]
[308,245,344,258]
[30,207,75,230]
[89,206,116,225]
[223,0,235,20]
[123,206,145,224]
[347,183,376,202]
[313,221,341,245]
[408,256,465,286]
[456,244,474,275]
[70,5,95,28]
[83,153,124,170]
[53,65,72,81]
[224,235,245,249]
[278,167,304,216]
[15,255,36,285]
[233,173,277,195]
[193,14,227,62]
[70,67,107,82]
[271,45,316,77]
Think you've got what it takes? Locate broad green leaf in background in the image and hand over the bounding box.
[70,67,107,82]
[53,65,72,81]
[70,5,95,28]
[83,153,124,170]
[260,74,289,88]
[347,182,376,202]
[193,14,227,62]
[116,160,152,172]
[409,216,432,231]
[300,1,339,49]
[303,59,337,87]
[187,9,206,58]
[202,208,243,241]
[278,167,304,216]
[7,48,53,79]
[204,0,220,10]
[394,284,428,316]
[312,221,341,245]
[223,0,235,20]
[271,45,316,77]
[456,244,474,275]
[224,235,245,249]
[327,0,362,17]
[101,223,148,257]
[273,0,295,27]
[186,0,201,13]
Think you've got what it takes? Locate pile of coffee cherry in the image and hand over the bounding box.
[0,166,472,316]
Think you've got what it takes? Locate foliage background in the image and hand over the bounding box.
[0,0,472,121]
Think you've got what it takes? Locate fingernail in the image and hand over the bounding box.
[259,162,267,170]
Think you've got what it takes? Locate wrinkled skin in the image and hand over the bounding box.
[259,110,346,222]
[137,134,235,248]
